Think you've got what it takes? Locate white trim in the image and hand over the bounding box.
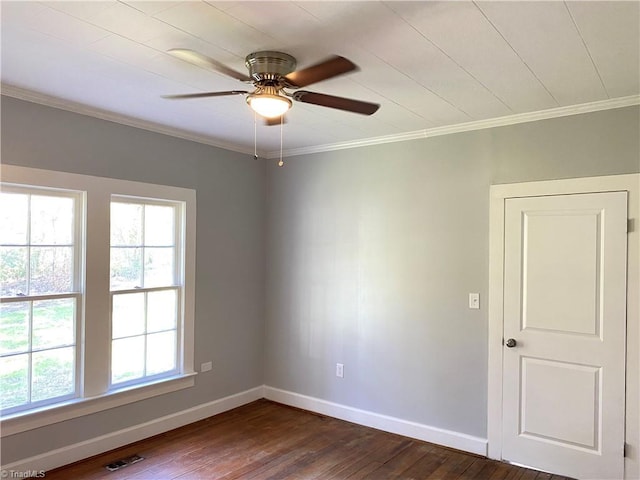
[0,386,265,474]
[2,83,637,160]
[263,386,487,456]
[3,384,490,473]
[0,165,198,436]
[1,374,196,437]
[0,84,266,158]
[488,174,640,480]
[267,95,640,158]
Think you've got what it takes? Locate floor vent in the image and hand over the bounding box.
[105,454,144,472]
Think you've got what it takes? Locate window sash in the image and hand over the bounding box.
[109,286,183,389]
[0,187,83,299]
[109,197,182,291]
[0,291,82,416]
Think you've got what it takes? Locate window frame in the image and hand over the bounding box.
[109,196,185,389]
[0,165,196,437]
[0,185,84,415]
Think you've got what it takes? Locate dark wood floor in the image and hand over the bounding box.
[44,399,573,479]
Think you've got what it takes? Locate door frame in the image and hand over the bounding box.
[487,174,639,479]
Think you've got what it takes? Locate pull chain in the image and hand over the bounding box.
[253,111,258,160]
[278,115,284,167]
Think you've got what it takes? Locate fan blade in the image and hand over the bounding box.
[264,115,287,126]
[163,90,248,100]
[168,49,252,83]
[284,56,357,88]
[292,91,379,115]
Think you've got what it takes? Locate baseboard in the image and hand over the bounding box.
[3,385,487,474]
[264,386,488,456]
[1,386,265,474]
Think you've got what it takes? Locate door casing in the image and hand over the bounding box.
[487,174,640,479]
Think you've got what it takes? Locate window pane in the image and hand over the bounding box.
[146,331,176,376]
[110,247,142,290]
[147,289,177,333]
[112,293,145,339]
[144,205,175,246]
[0,302,30,354]
[30,246,74,295]
[31,347,75,402]
[32,298,75,350]
[0,247,28,297]
[111,203,142,246]
[0,193,28,245]
[30,195,74,245]
[111,336,144,384]
[144,247,174,287]
[0,354,29,409]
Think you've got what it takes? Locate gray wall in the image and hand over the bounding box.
[0,96,266,463]
[2,96,638,463]
[264,106,640,438]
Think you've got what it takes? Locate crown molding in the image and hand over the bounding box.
[266,94,640,159]
[2,84,637,161]
[0,84,267,158]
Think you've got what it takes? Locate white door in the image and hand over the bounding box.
[502,192,627,479]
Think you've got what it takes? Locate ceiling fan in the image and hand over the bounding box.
[164,49,380,124]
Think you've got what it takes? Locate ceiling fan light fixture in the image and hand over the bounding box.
[247,92,292,118]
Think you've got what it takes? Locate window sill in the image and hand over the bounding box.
[0,372,197,437]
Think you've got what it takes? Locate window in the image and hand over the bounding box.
[110,199,182,386]
[0,188,81,414]
[0,166,195,434]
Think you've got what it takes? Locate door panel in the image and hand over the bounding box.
[521,357,599,449]
[522,210,601,335]
[502,192,627,479]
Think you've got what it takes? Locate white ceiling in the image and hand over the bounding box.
[1,1,639,157]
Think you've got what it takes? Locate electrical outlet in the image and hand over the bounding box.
[201,361,212,372]
[469,293,480,310]
[336,363,344,378]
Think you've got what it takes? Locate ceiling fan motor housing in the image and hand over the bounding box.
[245,51,297,82]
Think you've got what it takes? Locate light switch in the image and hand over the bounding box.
[469,293,480,309]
